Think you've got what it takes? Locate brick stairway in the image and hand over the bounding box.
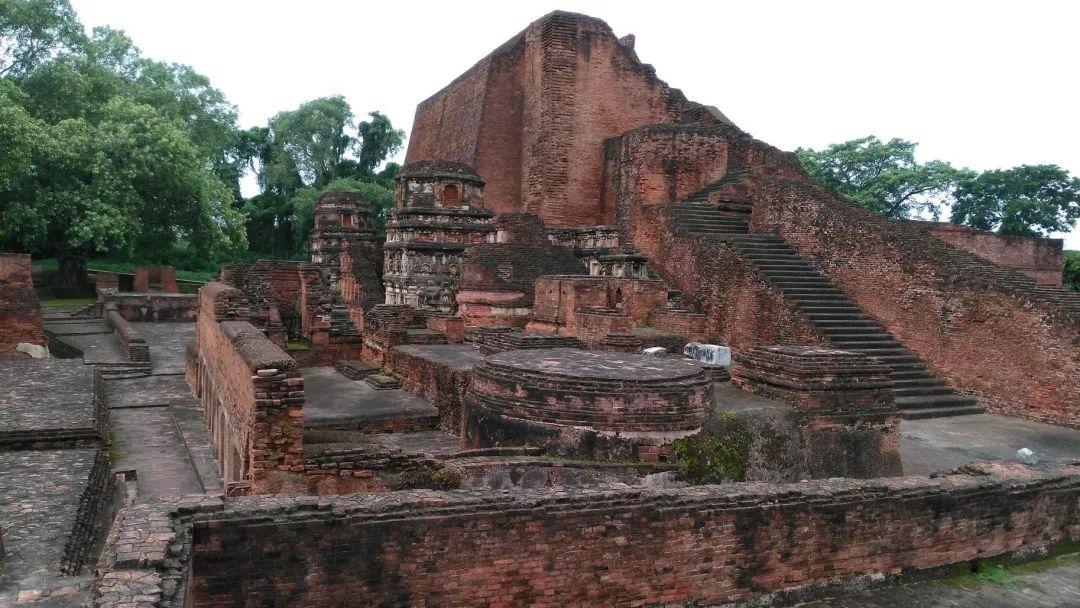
[664,176,984,419]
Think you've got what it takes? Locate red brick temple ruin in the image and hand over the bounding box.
[2,10,1079,608]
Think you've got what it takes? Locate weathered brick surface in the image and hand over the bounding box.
[104,292,199,322]
[749,177,1080,427]
[186,463,1080,608]
[732,346,902,479]
[189,283,304,493]
[132,266,178,293]
[385,346,473,433]
[465,348,710,461]
[924,221,1064,286]
[457,243,584,327]
[0,253,45,355]
[405,12,722,227]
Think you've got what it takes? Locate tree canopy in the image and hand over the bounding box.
[950,165,1080,237]
[1,0,406,284]
[798,136,1080,242]
[246,97,404,256]
[796,136,967,220]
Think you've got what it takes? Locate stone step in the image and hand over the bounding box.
[899,405,985,420]
[882,361,929,372]
[895,393,979,408]
[891,377,945,388]
[890,370,936,381]
[893,385,955,398]
[805,312,871,321]
[785,291,847,298]
[842,343,906,352]
[865,354,922,365]
[686,227,749,234]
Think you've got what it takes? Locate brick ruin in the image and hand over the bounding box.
[383,160,494,311]
[3,9,1080,608]
[0,253,45,357]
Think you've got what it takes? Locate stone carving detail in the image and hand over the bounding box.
[382,160,494,312]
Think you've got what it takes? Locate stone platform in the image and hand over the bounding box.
[0,359,105,449]
[0,449,110,593]
[302,366,438,433]
[465,348,711,461]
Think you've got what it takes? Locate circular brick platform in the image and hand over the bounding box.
[464,348,712,461]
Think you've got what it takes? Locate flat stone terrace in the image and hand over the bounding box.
[0,359,102,447]
[302,366,438,432]
[43,319,126,365]
[0,449,105,593]
[808,552,1080,607]
[136,322,193,375]
[391,343,483,370]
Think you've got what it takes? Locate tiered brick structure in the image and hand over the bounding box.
[383,161,495,311]
[310,190,383,294]
[0,253,45,357]
[465,348,711,461]
[406,11,728,226]
[732,345,902,478]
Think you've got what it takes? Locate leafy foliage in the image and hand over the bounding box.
[1064,251,1080,292]
[950,165,1080,237]
[1,1,247,286]
[797,136,968,219]
[0,0,83,80]
[673,420,750,483]
[247,97,403,255]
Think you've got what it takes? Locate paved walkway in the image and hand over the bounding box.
[804,553,1080,607]
[106,322,221,501]
[901,413,1080,476]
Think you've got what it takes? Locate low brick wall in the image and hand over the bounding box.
[924,222,1064,286]
[62,449,113,574]
[385,346,473,434]
[106,292,199,322]
[103,304,149,362]
[190,283,304,493]
[176,462,1080,608]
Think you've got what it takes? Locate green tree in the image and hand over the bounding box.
[268,95,354,188]
[1064,251,1080,292]
[0,0,84,80]
[950,165,1080,237]
[797,136,967,219]
[0,95,245,286]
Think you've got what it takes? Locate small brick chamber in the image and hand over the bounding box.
[732,345,902,478]
[465,348,712,461]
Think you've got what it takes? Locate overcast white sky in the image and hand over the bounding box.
[70,0,1080,249]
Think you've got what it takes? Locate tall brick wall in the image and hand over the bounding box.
[406,11,718,226]
[190,463,1080,607]
[923,222,1064,286]
[0,253,45,355]
[750,177,1080,427]
[190,283,305,493]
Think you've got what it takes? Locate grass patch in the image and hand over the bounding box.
[286,339,311,351]
[39,297,95,310]
[944,552,1080,590]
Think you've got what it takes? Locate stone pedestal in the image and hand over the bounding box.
[465,348,712,462]
[732,345,902,478]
